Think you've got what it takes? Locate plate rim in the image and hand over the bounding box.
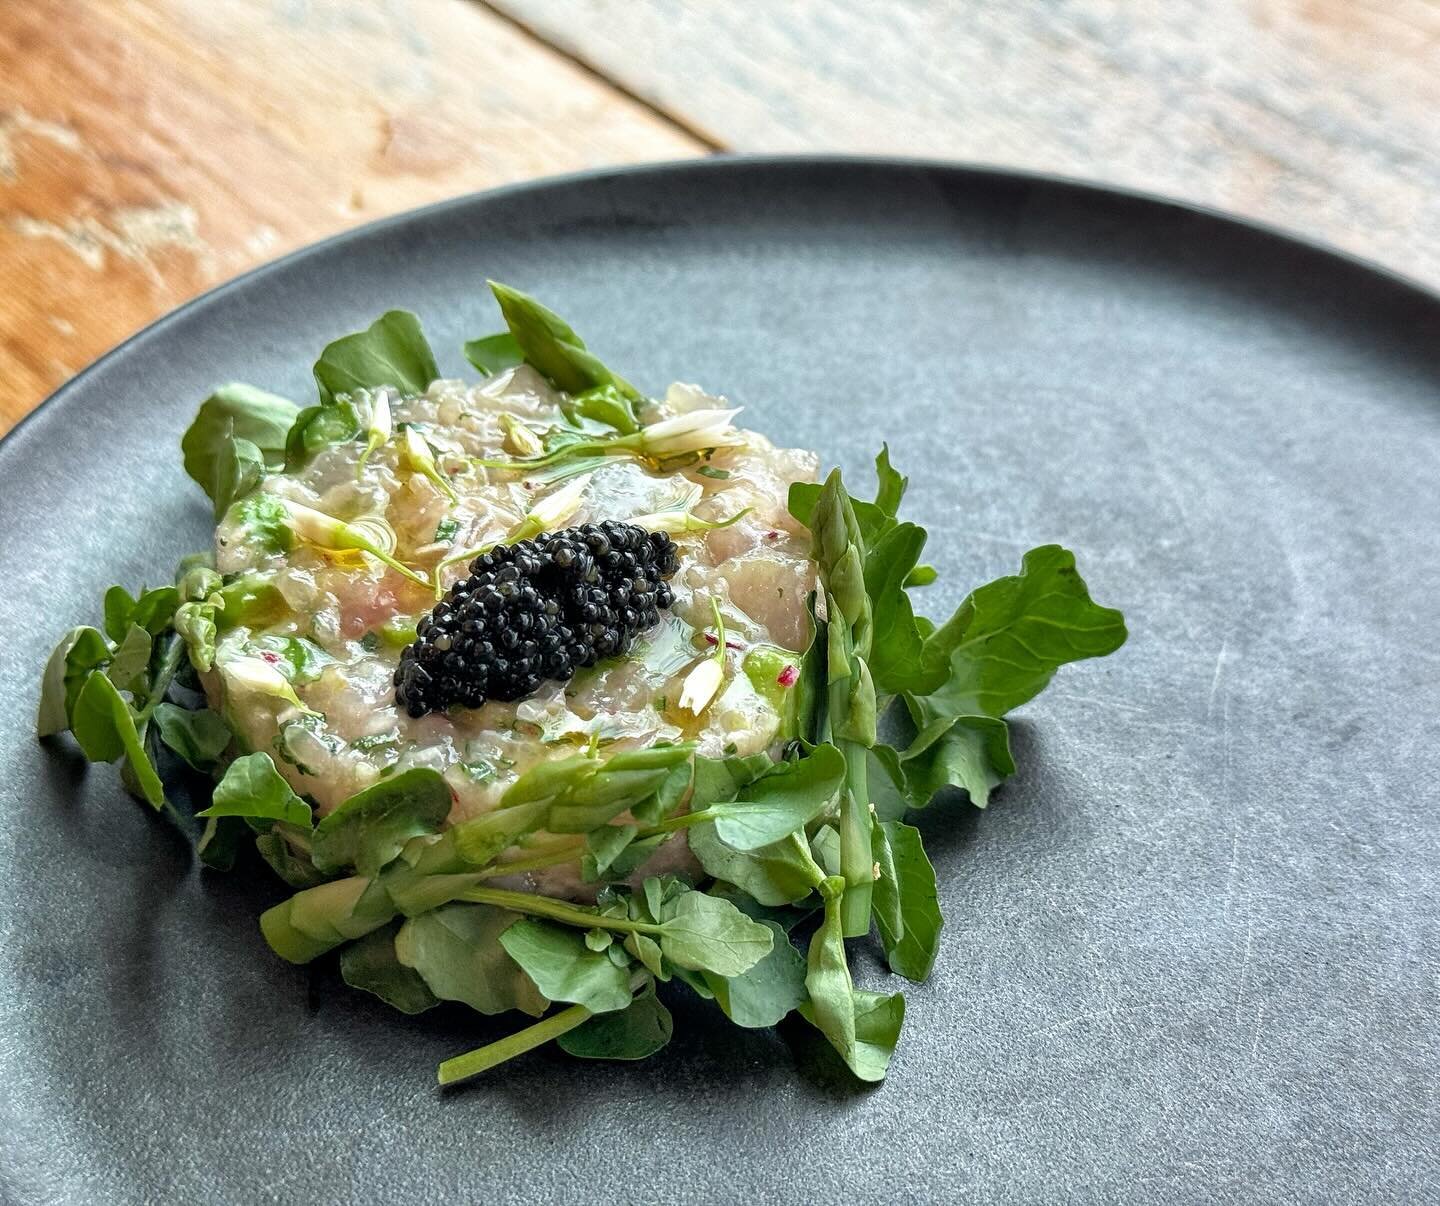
[5,150,1437,454]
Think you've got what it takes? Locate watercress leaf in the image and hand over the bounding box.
[688,825,824,907]
[106,624,153,695]
[201,752,311,827]
[864,522,930,693]
[71,673,164,808]
[568,384,639,434]
[497,917,634,1013]
[313,310,438,404]
[228,494,295,555]
[391,903,543,1016]
[872,444,908,519]
[152,702,231,771]
[104,584,180,643]
[643,877,666,924]
[212,434,265,520]
[173,601,219,673]
[870,815,903,943]
[872,820,943,982]
[629,759,691,826]
[37,626,111,738]
[102,585,136,643]
[557,981,673,1060]
[657,890,774,978]
[810,824,841,877]
[488,281,640,401]
[285,398,360,467]
[311,767,451,876]
[702,920,807,1028]
[801,878,857,1064]
[800,877,903,1081]
[181,383,300,506]
[709,743,845,850]
[900,713,1014,809]
[625,932,666,980]
[707,882,820,933]
[584,824,639,879]
[914,545,1128,717]
[254,830,329,888]
[690,752,772,810]
[602,833,669,881]
[197,815,245,871]
[462,331,524,376]
[340,920,439,1014]
[867,744,910,822]
[846,990,906,1081]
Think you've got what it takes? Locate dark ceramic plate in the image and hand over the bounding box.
[2,158,1437,1203]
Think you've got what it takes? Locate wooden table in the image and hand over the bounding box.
[3,0,1435,434]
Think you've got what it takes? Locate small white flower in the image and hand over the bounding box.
[402,426,459,503]
[678,596,730,715]
[525,472,593,532]
[500,413,545,458]
[280,499,349,548]
[636,408,745,457]
[357,390,392,476]
[678,657,725,716]
[280,500,427,588]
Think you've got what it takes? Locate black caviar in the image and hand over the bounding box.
[394,522,679,717]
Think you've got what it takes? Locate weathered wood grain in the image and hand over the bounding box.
[493,0,1440,286]
[0,0,702,432]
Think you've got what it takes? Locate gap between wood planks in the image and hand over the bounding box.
[469,0,728,152]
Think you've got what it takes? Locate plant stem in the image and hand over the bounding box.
[459,886,656,935]
[636,809,714,839]
[473,842,585,879]
[136,634,187,721]
[437,1003,593,1088]
[369,548,431,590]
[837,736,874,936]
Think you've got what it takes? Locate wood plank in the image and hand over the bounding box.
[494,0,1440,287]
[0,0,702,432]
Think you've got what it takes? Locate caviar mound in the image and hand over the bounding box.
[394,521,680,717]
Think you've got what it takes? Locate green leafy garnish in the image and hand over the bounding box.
[462,332,523,377]
[38,292,1131,1092]
[486,281,639,411]
[340,920,439,1014]
[310,767,451,877]
[181,384,300,517]
[397,904,548,1016]
[150,703,231,771]
[199,752,311,828]
[313,310,439,405]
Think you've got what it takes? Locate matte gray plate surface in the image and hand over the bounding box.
[1,158,1436,1204]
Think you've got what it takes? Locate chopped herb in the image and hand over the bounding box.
[434,517,460,543]
[351,732,401,753]
[360,632,380,653]
[459,760,497,784]
[697,466,731,480]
